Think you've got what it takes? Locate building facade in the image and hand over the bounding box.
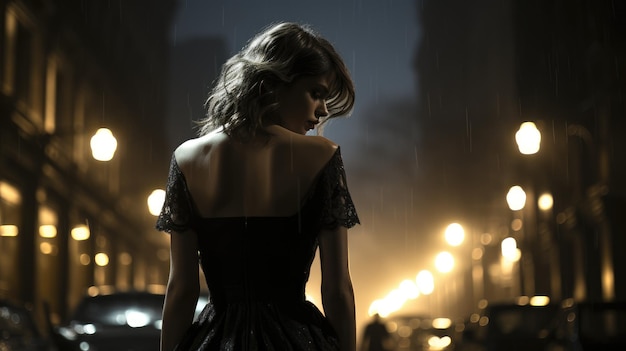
[415,0,626,317]
[0,0,177,326]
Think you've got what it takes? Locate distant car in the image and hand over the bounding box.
[0,299,54,351]
[558,300,626,351]
[386,314,458,351]
[52,291,164,351]
[480,302,562,351]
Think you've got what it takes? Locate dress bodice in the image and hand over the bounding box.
[155,147,359,350]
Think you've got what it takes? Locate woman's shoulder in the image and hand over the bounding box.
[173,130,227,168]
[276,133,339,162]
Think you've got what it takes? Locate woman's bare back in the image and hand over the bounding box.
[173,125,338,218]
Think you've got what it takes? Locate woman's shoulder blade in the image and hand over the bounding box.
[174,133,226,167]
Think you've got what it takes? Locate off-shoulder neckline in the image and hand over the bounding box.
[171,147,342,221]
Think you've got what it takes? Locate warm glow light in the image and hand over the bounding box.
[0,181,21,205]
[515,121,541,155]
[506,185,526,211]
[432,317,452,329]
[39,224,57,238]
[472,247,484,260]
[428,336,452,350]
[530,295,550,306]
[119,252,132,265]
[416,270,435,295]
[39,207,57,227]
[399,279,420,300]
[368,286,413,318]
[368,299,384,317]
[95,253,109,266]
[444,223,465,246]
[71,224,90,241]
[517,296,530,305]
[90,128,117,161]
[502,237,521,262]
[501,237,517,258]
[147,189,166,216]
[480,233,492,245]
[381,289,407,316]
[538,193,554,211]
[39,242,53,255]
[79,254,90,265]
[435,251,454,273]
[397,325,412,338]
[511,218,523,231]
[0,225,19,237]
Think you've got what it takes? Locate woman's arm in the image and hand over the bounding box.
[160,230,200,351]
[318,225,356,351]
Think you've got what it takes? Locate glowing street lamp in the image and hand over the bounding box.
[538,192,554,211]
[147,189,166,216]
[444,223,465,247]
[90,128,118,161]
[501,237,521,262]
[435,251,455,273]
[506,185,526,211]
[416,270,435,295]
[70,224,90,241]
[515,122,541,155]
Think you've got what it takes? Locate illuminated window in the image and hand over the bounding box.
[0,181,22,237]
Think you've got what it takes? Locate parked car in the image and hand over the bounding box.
[52,291,165,351]
[479,302,562,351]
[0,298,55,351]
[558,300,626,351]
[51,290,211,351]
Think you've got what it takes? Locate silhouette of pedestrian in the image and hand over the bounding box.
[361,313,392,351]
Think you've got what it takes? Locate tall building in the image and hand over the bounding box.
[0,0,178,325]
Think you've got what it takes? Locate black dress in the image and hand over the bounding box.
[156,147,360,351]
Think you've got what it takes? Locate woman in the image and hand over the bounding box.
[156,22,359,351]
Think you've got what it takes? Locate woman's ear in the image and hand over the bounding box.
[259,80,276,96]
[259,79,283,95]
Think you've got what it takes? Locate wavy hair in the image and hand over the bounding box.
[196,22,355,139]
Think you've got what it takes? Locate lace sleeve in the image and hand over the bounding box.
[318,147,360,230]
[155,154,195,233]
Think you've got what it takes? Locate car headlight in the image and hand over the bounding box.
[73,323,97,335]
[57,326,77,341]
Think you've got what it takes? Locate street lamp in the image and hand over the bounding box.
[515,122,541,155]
[70,224,90,241]
[537,193,554,211]
[147,189,166,216]
[501,237,521,262]
[416,270,435,295]
[435,251,454,274]
[506,185,527,211]
[444,223,465,247]
[90,128,118,161]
